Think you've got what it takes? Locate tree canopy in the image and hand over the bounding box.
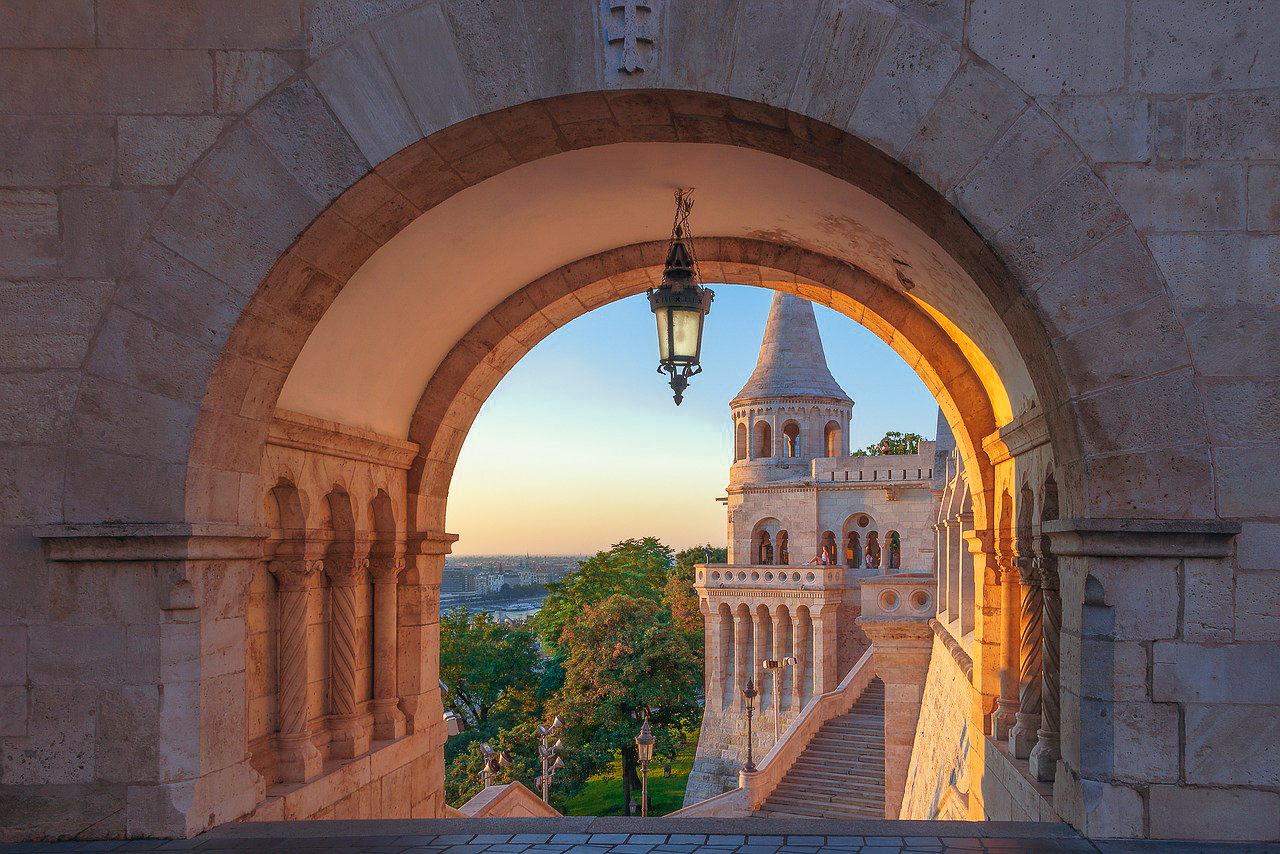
[851,430,926,456]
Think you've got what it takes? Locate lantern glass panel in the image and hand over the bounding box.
[653,307,672,362]
[669,305,702,362]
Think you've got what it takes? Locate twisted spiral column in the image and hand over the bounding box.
[1030,553,1062,782]
[994,557,1021,740]
[269,558,322,783]
[1009,554,1043,759]
[326,556,371,759]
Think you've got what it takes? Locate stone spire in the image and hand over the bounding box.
[732,292,852,405]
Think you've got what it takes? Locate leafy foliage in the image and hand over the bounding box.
[552,594,702,815]
[439,608,540,729]
[534,537,673,655]
[851,430,925,456]
[443,537,717,815]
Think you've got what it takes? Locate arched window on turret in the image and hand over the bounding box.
[756,530,774,565]
[782,421,800,457]
[754,420,772,457]
[820,531,837,565]
[735,422,747,461]
[776,530,789,565]
[887,531,901,570]
[823,420,842,456]
[846,531,861,568]
[866,531,881,570]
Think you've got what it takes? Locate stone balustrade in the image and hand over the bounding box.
[859,574,938,620]
[696,563,845,591]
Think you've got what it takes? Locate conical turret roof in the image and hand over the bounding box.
[732,292,852,405]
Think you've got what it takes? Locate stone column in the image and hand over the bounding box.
[269,557,323,782]
[1009,550,1043,758]
[811,602,840,694]
[326,556,371,759]
[858,615,933,820]
[734,606,752,709]
[753,607,770,711]
[1030,552,1061,782]
[933,522,947,620]
[994,543,1020,740]
[794,606,811,707]
[370,553,407,741]
[701,599,721,711]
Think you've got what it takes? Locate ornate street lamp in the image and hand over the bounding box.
[742,680,758,772]
[535,714,566,803]
[635,712,656,817]
[478,741,511,788]
[648,189,714,405]
[762,657,797,742]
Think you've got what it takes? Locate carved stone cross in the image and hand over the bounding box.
[607,1,654,73]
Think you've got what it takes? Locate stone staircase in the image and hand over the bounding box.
[752,677,886,819]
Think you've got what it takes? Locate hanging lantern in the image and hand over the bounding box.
[648,189,714,405]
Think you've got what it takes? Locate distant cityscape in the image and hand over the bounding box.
[441,554,587,620]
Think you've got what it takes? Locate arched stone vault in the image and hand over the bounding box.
[399,239,1003,533]
[7,0,1266,840]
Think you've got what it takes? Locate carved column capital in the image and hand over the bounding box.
[325,556,369,585]
[369,555,406,583]
[1033,553,1059,591]
[269,558,322,590]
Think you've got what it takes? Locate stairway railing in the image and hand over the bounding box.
[740,647,876,812]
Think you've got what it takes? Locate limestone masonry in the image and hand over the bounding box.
[0,0,1276,843]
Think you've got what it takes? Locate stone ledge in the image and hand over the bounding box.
[34,523,269,562]
[270,408,420,470]
[1043,518,1240,558]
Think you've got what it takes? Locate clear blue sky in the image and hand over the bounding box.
[447,285,940,554]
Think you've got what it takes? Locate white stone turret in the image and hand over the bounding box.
[729,292,854,487]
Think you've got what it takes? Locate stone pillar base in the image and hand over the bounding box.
[993,700,1018,741]
[1030,730,1060,782]
[328,714,372,759]
[1009,712,1040,758]
[372,699,407,741]
[276,733,323,782]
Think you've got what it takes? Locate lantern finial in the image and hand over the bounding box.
[647,189,714,404]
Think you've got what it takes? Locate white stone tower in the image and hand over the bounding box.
[727,292,854,563]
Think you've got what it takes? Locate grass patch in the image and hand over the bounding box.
[564,730,698,816]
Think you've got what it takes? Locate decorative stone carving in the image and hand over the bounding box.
[1030,551,1062,782]
[1009,551,1043,759]
[267,557,323,783]
[606,1,654,74]
[325,555,371,759]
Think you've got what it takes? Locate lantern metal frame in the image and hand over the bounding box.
[477,741,512,788]
[634,711,656,817]
[647,189,714,405]
[535,714,566,803]
[742,679,758,772]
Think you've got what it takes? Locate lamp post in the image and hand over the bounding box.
[535,714,566,803]
[635,713,656,817]
[742,680,758,772]
[648,189,714,405]
[762,657,796,742]
[477,741,511,788]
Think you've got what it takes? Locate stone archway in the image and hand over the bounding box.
[8,0,1262,842]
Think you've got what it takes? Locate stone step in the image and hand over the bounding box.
[767,788,885,806]
[762,796,884,816]
[777,769,885,786]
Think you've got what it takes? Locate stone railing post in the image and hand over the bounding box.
[325,555,371,759]
[268,557,324,782]
[1029,550,1061,781]
[794,606,811,707]
[1009,547,1043,759]
[858,614,934,819]
[812,602,841,694]
[370,553,407,741]
[753,607,769,708]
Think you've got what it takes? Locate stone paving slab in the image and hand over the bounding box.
[2,819,1278,854]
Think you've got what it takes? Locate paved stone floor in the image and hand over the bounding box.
[3,819,1278,854]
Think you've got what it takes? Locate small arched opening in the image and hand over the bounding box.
[887,531,901,570]
[846,531,862,568]
[824,420,842,457]
[782,421,801,457]
[776,530,790,565]
[866,531,882,570]
[820,531,837,565]
[735,422,747,461]
[755,420,773,457]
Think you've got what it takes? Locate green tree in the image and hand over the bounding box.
[439,608,540,729]
[553,594,702,815]
[665,545,726,639]
[534,537,674,654]
[852,430,925,456]
[444,720,595,812]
